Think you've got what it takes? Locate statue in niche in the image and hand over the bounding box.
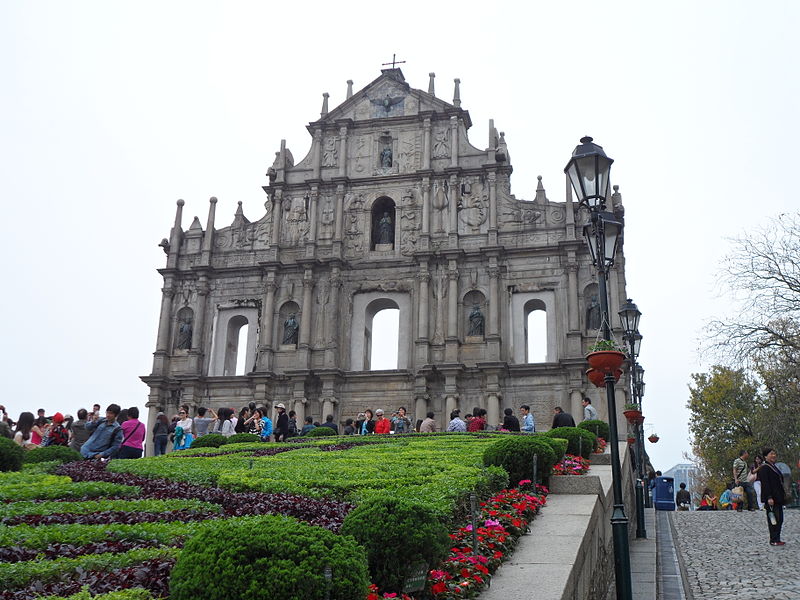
[377,212,394,245]
[176,314,193,350]
[586,294,601,331]
[282,314,299,345]
[468,305,485,337]
[380,145,393,168]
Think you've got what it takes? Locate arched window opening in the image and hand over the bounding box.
[463,290,486,339]
[278,301,301,348]
[371,197,396,250]
[364,298,400,370]
[524,299,547,363]
[224,315,249,376]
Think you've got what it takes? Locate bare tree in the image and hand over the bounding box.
[707,211,800,363]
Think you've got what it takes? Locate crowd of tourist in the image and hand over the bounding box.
[1,399,593,461]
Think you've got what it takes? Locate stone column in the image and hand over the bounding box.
[421,178,431,234]
[415,395,428,427]
[292,379,306,426]
[189,276,209,373]
[567,263,579,331]
[487,171,497,230]
[322,397,335,421]
[447,263,458,338]
[486,393,500,430]
[448,174,458,236]
[299,269,314,349]
[200,197,217,265]
[155,287,175,354]
[488,264,499,336]
[144,389,162,458]
[167,199,184,270]
[338,125,348,178]
[271,189,283,247]
[334,185,345,241]
[312,128,322,179]
[445,395,458,422]
[256,273,277,371]
[570,389,584,423]
[422,117,431,169]
[325,267,342,367]
[449,116,459,168]
[417,266,430,340]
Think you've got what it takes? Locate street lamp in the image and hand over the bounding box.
[619,299,646,539]
[566,136,632,600]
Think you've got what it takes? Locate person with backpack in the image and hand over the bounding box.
[43,412,70,447]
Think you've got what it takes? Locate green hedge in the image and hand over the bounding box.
[546,427,597,459]
[578,420,610,443]
[540,436,568,462]
[189,433,228,448]
[0,498,220,518]
[0,547,180,590]
[224,433,261,445]
[482,436,557,484]
[0,479,140,502]
[0,437,24,472]
[170,516,369,600]
[304,426,337,437]
[23,445,82,465]
[341,497,450,594]
[37,587,154,600]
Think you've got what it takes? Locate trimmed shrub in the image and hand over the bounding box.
[224,433,260,445]
[0,437,24,472]
[170,515,368,600]
[304,426,337,437]
[189,434,227,448]
[547,427,596,459]
[482,436,557,485]
[341,497,449,594]
[39,587,154,600]
[540,436,568,462]
[578,419,610,443]
[24,445,82,465]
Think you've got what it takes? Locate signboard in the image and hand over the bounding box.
[402,563,428,594]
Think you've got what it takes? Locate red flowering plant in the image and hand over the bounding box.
[366,584,413,600]
[594,437,607,454]
[552,454,590,476]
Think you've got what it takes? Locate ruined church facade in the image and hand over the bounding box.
[142,69,630,441]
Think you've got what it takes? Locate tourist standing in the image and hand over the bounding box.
[501,407,520,432]
[69,409,91,452]
[419,411,439,433]
[582,398,598,421]
[373,409,391,434]
[259,409,273,441]
[152,412,170,456]
[360,409,375,435]
[551,407,576,428]
[193,408,213,438]
[520,405,535,433]
[447,409,466,432]
[274,404,289,441]
[118,407,145,459]
[733,450,757,511]
[392,407,412,434]
[758,447,786,546]
[287,410,298,437]
[751,454,765,509]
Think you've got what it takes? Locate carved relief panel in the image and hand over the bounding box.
[457,176,488,234]
[344,192,366,258]
[281,196,309,246]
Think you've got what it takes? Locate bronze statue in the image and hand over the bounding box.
[283,314,299,345]
[176,315,193,349]
[380,146,392,168]
[586,294,601,331]
[377,212,393,245]
[468,305,485,337]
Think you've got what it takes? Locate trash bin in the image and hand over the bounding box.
[654,476,675,511]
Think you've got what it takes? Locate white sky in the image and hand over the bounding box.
[2,1,798,472]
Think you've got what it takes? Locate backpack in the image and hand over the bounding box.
[43,425,69,447]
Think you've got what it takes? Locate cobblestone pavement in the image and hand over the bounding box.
[670,509,798,600]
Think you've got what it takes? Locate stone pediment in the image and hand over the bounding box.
[318,69,459,125]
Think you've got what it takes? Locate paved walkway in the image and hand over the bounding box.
[670,509,798,600]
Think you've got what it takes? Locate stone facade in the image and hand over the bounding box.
[142,68,631,445]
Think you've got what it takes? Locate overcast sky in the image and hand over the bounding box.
[2,1,797,471]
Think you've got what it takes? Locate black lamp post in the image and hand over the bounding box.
[619,299,647,539]
[566,136,632,600]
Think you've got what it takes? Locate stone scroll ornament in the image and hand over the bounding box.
[282,314,299,345]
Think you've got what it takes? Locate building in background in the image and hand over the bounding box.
[141,68,632,450]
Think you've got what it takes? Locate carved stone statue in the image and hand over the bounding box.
[468,305,485,337]
[377,212,393,245]
[586,294,601,331]
[282,314,299,345]
[177,315,193,350]
[380,146,392,168]
[433,129,450,158]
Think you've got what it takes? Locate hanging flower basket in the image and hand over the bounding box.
[586,350,626,374]
[648,434,660,443]
[623,409,643,425]
[627,437,636,445]
[586,368,623,388]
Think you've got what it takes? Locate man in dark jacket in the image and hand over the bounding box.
[273,403,289,441]
[551,406,576,429]
[319,414,339,434]
[758,447,786,546]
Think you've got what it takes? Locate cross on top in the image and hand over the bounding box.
[382,53,406,69]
